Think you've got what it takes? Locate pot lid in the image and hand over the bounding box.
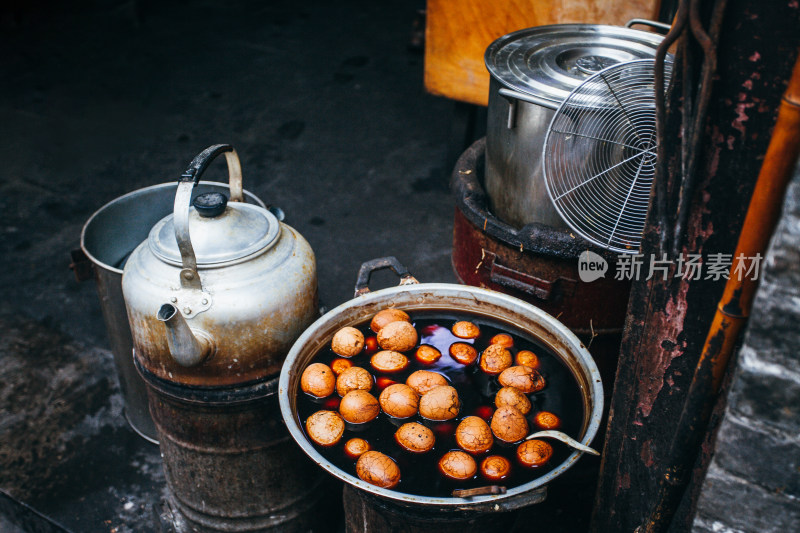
[485,24,664,106]
[148,199,280,267]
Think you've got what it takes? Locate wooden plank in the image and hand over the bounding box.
[424,0,659,106]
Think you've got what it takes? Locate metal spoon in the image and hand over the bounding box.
[525,430,600,456]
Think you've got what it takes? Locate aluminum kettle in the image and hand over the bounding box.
[122,144,318,386]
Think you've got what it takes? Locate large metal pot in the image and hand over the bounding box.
[123,144,323,532]
[484,23,664,229]
[279,257,603,531]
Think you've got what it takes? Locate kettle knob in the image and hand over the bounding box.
[193,192,228,218]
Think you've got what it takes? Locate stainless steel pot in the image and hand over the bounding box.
[278,257,603,524]
[484,23,664,229]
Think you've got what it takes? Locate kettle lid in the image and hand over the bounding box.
[148,198,280,267]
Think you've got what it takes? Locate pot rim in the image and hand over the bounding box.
[278,282,603,510]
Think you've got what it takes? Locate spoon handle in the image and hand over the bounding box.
[525,430,600,456]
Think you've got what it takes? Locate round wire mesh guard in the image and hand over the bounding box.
[543,58,673,254]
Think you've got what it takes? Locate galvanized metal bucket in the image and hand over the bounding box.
[76,181,266,443]
[278,258,604,531]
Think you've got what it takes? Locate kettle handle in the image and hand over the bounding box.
[174,144,244,290]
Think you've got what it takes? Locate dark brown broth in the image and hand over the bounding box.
[295,311,585,497]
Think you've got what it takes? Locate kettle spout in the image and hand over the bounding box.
[157,303,212,367]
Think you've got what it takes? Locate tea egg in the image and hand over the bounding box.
[479,344,513,375]
[449,342,478,365]
[515,350,540,369]
[395,422,435,453]
[377,321,419,352]
[534,411,562,430]
[480,455,511,481]
[454,416,493,454]
[490,406,529,443]
[300,363,335,398]
[331,326,365,357]
[379,384,419,419]
[339,390,380,424]
[406,370,448,395]
[305,410,345,447]
[517,439,553,468]
[415,344,442,364]
[370,308,410,333]
[438,451,477,480]
[344,438,371,458]
[419,385,460,421]
[336,366,373,396]
[371,350,409,373]
[451,321,480,339]
[356,451,401,489]
[494,386,532,415]
[489,333,514,348]
[498,366,546,393]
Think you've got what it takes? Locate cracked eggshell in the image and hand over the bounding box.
[331,326,365,357]
[371,350,410,373]
[419,385,460,421]
[515,350,540,369]
[479,344,513,375]
[455,416,494,454]
[489,333,514,348]
[451,321,480,339]
[438,450,477,480]
[449,342,478,365]
[377,321,418,352]
[415,344,442,364]
[370,309,410,333]
[344,438,371,458]
[481,455,512,481]
[379,384,419,418]
[300,363,336,398]
[305,410,345,447]
[395,422,435,453]
[405,370,448,395]
[534,411,562,430]
[336,366,373,397]
[494,386,532,415]
[356,451,401,489]
[490,405,529,443]
[498,365,546,393]
[517,439,553,468]
[339,390,380,424]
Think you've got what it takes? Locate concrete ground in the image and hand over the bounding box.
[0,1,592,531]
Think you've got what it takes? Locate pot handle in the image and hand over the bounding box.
[174,144,244,290]
[624,18,671,33]
[354,257,419,297]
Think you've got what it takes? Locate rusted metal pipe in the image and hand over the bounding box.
[641,53,800,533]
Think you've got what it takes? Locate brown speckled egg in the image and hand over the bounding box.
[490,333,514,348]
[451,321,480,339]
[419,385,460,421]
[415,344,442,364]
[490,406,529,443]
[481,455,512,481]
[517,439,553,468]
[370,309,410,333]
[305,410,345,447]
[455,416,493,454]
[498,366,546,393]
[371,350,410,373]
[336,366,373,397]
[356,451,401,489]
[534,411,562,430]
[339,390,380,424]
[406,370,448,395]
[438,451,477,480]
[377,321,418,352]
[300,363,336,398]
[449,342,478,365]
[331,326,365,357]
[379,384,419,418]
[515,350,540,369]
[344,438,371,458]
[494,386,532,415]
[395,422,435,453]
[479,344,513,375]
[330,358,353,376]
